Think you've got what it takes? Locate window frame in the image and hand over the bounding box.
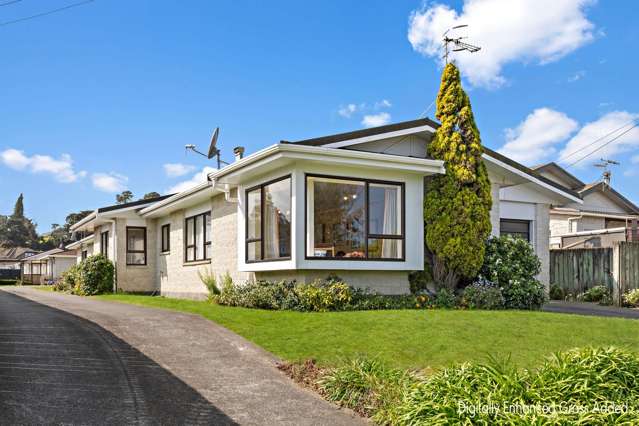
[81,250,88,260]
[304,173,406,262]
[500,219,531,242]
[100,231,109,257]
[161,223,170,253]
[244,175,292,264]
[183,212,211,263]
[126,226,147,266]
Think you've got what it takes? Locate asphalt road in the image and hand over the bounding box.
[0,287,362,425]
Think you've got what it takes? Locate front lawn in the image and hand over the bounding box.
[96,294,639,370]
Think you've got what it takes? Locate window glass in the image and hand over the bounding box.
[369,183,402,235]
[368,238,402,259]
[247,190,261,240]
[186,218,194,245]
[500,219,530,242]
[247,241,261,262]
[161,224,170,252]
[263,179,291,259]
[184,212,211,262]
[308,177,366,258]
[195,215,203,260]
[126,227,146,265]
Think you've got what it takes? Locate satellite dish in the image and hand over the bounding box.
[207,127,220,159]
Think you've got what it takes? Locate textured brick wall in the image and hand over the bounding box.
[490,183,501,237]
[115,218,157,293]
[535,204,551,288]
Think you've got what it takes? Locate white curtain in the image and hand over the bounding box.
[381,187,399,258]
[264,199,279,258]
[307,180,315,256]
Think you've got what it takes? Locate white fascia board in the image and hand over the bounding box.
[483,153,582,205]
[550,208,639,220]
[66,234,94,250]
[140,182,218,218]
[210,143,445,183]
[69,211,97,232]
[321,125,437,149]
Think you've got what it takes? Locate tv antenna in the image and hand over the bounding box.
[443,24,481,64]
[185,127,229,169]
[594,158,620,186]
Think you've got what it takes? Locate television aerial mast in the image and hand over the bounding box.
[185,127,229,169]
[442,24,481,64]
[594,158,620,187]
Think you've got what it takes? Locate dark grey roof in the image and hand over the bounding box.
[97,194,175,213]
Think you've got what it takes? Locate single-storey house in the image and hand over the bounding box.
[0,246,39,270]
[531,162,639,249]
[69,118,581,299]
[21,248,76,285]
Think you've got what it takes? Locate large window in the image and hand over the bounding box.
[185,212,211,262]
[126,227,147,265]
[500,219,530,242]
[306,175,404,260]
[100,231,109,257]
[161,224,170,253]
[245,176,291,262]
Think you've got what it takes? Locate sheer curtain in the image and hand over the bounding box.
[264,199,279,258]
[381,187,399,258]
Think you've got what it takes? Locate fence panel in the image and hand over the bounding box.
[618,242,639,298]
[550,248,613,295]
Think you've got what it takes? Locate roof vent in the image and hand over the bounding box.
[233,146,245,162]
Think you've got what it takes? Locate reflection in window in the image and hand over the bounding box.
[246,176,291,262]
[500,219,530,242]
[306,176,403,260]
[126,227,147,265]
[185,212,211,262]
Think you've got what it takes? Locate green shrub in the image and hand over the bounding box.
[461,278,504,310]
[433,288,456,309]
[408,261,433,294]
[578,285,610,303]
[623,289,639,307]
[73,254,114,296]
[481,236,546,310]
[56,264,80,292]
[549,283,566,300]
[197,268,221,302]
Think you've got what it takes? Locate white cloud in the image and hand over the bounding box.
[498,108,578,164]
[362,112,391,128]
[375,99,392,109]
[92,173,128,193]
[338,99,392,119]
[163,163,196,178]
[166,166,216,194]
[568,70,586,82]
[559,111,639,167]
[338,104,359,118]
[408,0,596,88]
[0,148,86,183]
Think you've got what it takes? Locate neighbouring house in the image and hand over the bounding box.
[68,195,174,292]
[69,119,582,299]
[531,162,639,249]
[21,248,76,285]
[0,246,39,280]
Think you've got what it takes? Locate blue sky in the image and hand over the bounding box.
[1,0,638,231]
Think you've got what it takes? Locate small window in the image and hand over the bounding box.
[100,231,109,257]
[500,219,530,242]
[81,250,88,260]
[126,227,147,265]
[184,212,211,262]
[245,176,292,262]
[161,224,170,253]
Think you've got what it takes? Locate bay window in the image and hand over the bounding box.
[245,176,291,262]
[306,175,404,260]
[185,212,211,262]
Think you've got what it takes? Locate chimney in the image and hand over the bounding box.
[233,146,245,162]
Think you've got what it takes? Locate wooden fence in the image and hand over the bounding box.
[550,242,639,305]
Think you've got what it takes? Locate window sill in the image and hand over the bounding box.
[126,264,148,267]
[183,259,211,266]
[160,251,170,256]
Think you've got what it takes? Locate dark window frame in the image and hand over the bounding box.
[305,173,406,261]
[126,226,147,266]
[500,219,531,242]
[100,231,109,257]
[161,223,170,253]
[244,175,292,263]
[81,250,88,261]
[183,212,211,263]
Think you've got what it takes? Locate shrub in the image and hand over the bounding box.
[56,264,80,292]
[295,279,353,312]
[408,261,433,294]
[197,268,221,302]
[578,285,610,303]
[461,278,504,310]
[433,288,456,309]
[549,283,566,300]
[73,254,114,296]
[481,236,546,310]
[623,289,639,307]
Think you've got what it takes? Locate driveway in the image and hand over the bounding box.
[0,287,362,425]
[543,300,639,319]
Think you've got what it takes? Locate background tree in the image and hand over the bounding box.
[0,194,39,248]
[142,192,161,200]
[115,190,134,204]
[13,193,24,217]
[424,63,492,289]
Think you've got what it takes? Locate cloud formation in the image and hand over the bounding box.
[92,173,128,193]
[408,0,596,88]
[0,148,86,183]
[166,166,216,194]
[362,112,391,128]
[163,163,196,178]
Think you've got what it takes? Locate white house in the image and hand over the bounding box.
[21,248,76,285]
[70,119,582,299]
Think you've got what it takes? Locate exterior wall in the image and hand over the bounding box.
[52,257,75,279]
[577,216,606,232]
[76,241,94,264]
[490,183,501,237]
[155,195,251,300]
[535,204,551,288]
[255,270,410,294]
[114,217,157,293]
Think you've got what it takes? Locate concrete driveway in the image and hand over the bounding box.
[543,300,639,319]
[0,287,362,425]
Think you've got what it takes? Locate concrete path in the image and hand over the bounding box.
[543,300,639,319]
[0,287,363,425]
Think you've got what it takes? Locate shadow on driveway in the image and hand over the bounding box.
[543,301,639,320]
[0,290,236,425]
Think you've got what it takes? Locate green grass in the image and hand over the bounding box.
[95,294,639,370]
[31,285,55,292]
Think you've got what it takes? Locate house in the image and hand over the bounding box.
[69,119,581,299]
[531,162,639,249]
[0,246,39,270]
[68,195,174,292]
[21,248,76,285]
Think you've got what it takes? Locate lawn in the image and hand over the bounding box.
[95,294,639,370]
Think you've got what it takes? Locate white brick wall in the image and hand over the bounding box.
[535,204,551,288]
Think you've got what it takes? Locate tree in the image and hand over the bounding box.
[13,193,24,217]
[0,194,38,248]
[116,191,134,204]
[424,63,492,290]
[142,192,161,200]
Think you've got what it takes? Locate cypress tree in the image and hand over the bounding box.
[425,63,492,289]
[13,193,24,217]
